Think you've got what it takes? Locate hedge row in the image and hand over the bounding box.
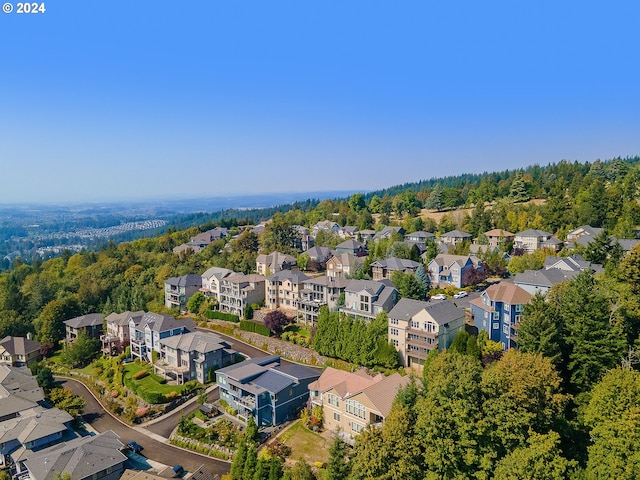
[205,311,240,323]
[239,320,271,337]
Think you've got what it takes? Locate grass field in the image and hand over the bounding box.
[278,420,329,465]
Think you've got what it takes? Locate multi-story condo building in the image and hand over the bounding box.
[256,252,296,276]
[164,274,202,312]
[155,331,236,385]
[326,253,364,279]
[219,274,266,318]
[265,270,311,312]
[470,281,532,350]
[308,367,410,443]
[129,313,195,363]
[200,267,235,302]
[64,313,104,343]
[216,355,320,426]
[426,254,483,288]
[388,298,466,373]
[339,279,398,321]
[101,310,144,355]
[514,229,563,253]
[297,275,349,325]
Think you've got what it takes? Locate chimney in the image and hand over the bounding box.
[26,332,32,340]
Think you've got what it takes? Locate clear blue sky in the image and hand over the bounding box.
[1,1,639,204]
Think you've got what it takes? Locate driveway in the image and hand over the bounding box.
[58,377,230,477]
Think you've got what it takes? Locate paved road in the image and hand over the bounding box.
[58,377,230,477]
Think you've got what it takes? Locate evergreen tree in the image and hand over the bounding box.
[268,457,284,480]
[243,442,258,480]
[230,440,247,480]
[518,293,565,366]
[509,172,530,202]
[326,435,350,480]
[415,265,430,291]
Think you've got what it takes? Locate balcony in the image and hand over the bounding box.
[407,337,438,349]
[407,326,438,338]
[235,395,256,408]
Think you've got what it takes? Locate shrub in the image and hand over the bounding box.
[165,391,180,400]
[132,370,149,380]
[239,320,271,336]
[135,407,150,418]
[206,311,240,323]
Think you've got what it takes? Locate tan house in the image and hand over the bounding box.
[514,229,563,253]
[482,229,515,249]
[370,257,421,280]
[326,253,364,279]
[388,298,466,374]
[256,252,296,276]
[200,266,235,301]
[265,270,311,312]
[297,275,349,325]
[0,336,41,367]
[101,311,144,355]
[309,367,410,443]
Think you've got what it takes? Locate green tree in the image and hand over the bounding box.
[390,271,426,300]
[493,431,576,480]
[287,459,315,480]
[326,435,350,480]
[509,172,530,203]
[35,366,56,393]
[230,439,247,480]
[59,332,101,368]
[48,387,86,417]
[349,193,366,212]
[186,292,206,314]
[297,253,310,271]
[34,296,82,345]
[268,457,284,480]
[518,293,565,365]
[243,442,258,480]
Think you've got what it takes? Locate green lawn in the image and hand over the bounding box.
[278,420,329,465]
[284,325,311,337]
[124,363,188,395]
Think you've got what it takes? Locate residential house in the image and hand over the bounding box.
[216,355,320,426]
[388,298,466,373]
[200,266,235,301]
[219,274,266,318]
[0,365,45,422]
[426,254,483,288]
[513,268,579,296]
[470,282,532,350]
[303,246,335,264]
[0,335,41,367]
[22,430,127,480]
[256,252,296,276]
[370,257,421,281]
[566,225,604,248]
[358,229,376,244]
[326,253,364,279]
[0,406,74,470]
[165,274,202,312]
[101,311,144,355]
[155,331,236,385]
[372,226,405,242]
[293,225,314,251]
[335,239,367,257]
[129,313,196,363]
[173,227,228,254]
[338,226,359,239]
[543,254,602,273]
[64,313,103,343]
[514,229,563,253]
[297,275,349,325]
[482,229,515,249]
[439,229,472,249]
[405,231,436,244]
[265,270,312,312]
[340,279,399,321]
[308,367,410,443]
[312,220,340,234]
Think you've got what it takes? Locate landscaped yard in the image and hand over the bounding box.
[277,420,329,466]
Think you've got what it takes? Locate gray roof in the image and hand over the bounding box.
[0,365,44,404]
[516,229,553,237]
[371,257,420,270]
[303,275,349,289]
[165,274,202,288]
[63,313,103,329]
[252,370,294,394]
[440,229,472,238]
[304,246,335,261]
[0,407,73,444]
[0,336,41,356]
[105,311,145,327]
[273,363,321,381]
[388,297,465,326]
[24,430,126,480]
[514,268,579,288]
[345,279,386,295]
[201,266,235,280]
[267,269,312,284]
[134,312,195,333]
[217,355,280,380]
[336,239,365,250]
[159,331,232,354]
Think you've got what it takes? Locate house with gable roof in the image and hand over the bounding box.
[0,365,45,423]
[372,226,405,242]
[566,225,604,248]
[200,266,235,302]
[482,229,515,249]
[297,275,349,325]
[216,355,320,426]
[129,313,195,363]
[426,254,484,288]
[64,313,104,343]
[439,229,472,249]
[470,281,532,350]
[172,227,228,254]
[0,335,41,367]
[326,252,364,279]
[370,257,421,281]
[405,231,436,245]
[514,229,563,253]
[165,274,203,312]
[340,279,399,321]
[219,273,266,318]
[155,330,236,384]
[335,239,367,257]
[265,269,311,311]
[388,298,466,373]
[256,251,297,276]
[308,367,410,443]
[101,311,144,355]
[513,268,579,296]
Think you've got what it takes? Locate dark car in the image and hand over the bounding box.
[126,441,143,453]
[172,465,184,477]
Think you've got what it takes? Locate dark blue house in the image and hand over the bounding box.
[470,282,532,350]
[216,355,320,426]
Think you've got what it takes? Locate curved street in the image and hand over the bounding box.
[58,377,230,477]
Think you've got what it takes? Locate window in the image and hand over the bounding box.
[346,400,366,419]
[515,304,524,312]
[484,311,489,319]
[390,318,398,325]
[424,322,435,332]
[350,421,364,433]
[327,393,339,407]
[514,314,522,323]
[493,322,499,330]
[392,339,399,347]
[493,312,499,320]
[333,412,341,422]
[504,303,510,312]
[410,320,419,329]
[503,324,509,335]
[390,328,398,336]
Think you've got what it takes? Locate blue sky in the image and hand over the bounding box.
[1,1,639,204]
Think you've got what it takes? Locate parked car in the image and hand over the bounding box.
[126,441,143,453]
[453,291,468,298]
[431,293,446,300]
[172,465,184,477]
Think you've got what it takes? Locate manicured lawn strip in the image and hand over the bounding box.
[278,420,329,465]
[284,325,311,337]
[124,364,185,396]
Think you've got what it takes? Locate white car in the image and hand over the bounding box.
[453,291,468,298]
[431,293,446,300]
